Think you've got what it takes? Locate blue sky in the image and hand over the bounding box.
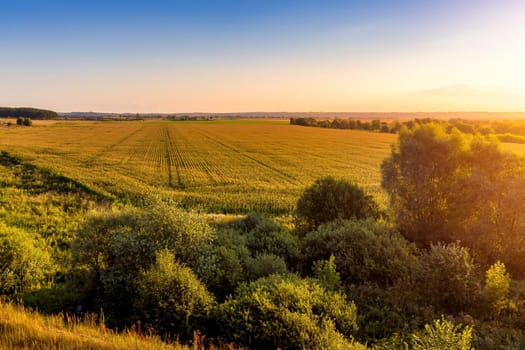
[1,0,524,112]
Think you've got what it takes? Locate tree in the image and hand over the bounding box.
[381,122,525,277]
[295,177,380,233]
[381,124,467,244]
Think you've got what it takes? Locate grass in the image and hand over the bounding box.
[0,300,187,350]
[0,120,396,214]
[0,300,242,350]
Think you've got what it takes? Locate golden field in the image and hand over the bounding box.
[1,119,394,214]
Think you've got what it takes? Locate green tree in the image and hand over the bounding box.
[381,124,467,244]
[296,177,380,233]
[381,123,525,277]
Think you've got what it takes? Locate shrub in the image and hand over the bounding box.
[229,212,302,267]
[71,203,217,324]
[0,223,54,295]
[303,220,416,287]
[246,253,288,280]
[485,262,510,304]
[411,243,481,314]
[312,255,341,291]
[411,317,473,350]
[135,249,214,339]
[217,274,362,350]
[295,177,380,233]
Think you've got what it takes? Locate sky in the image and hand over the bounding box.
[1,0,524,113]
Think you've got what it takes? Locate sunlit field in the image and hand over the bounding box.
[0,120,396,214]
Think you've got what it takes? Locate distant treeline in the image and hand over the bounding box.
[0,107,58,120]
[290,117,397,133]
[166,115,215,121]
[290,116,525,143]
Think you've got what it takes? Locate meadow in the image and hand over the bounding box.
[0,119,396,214]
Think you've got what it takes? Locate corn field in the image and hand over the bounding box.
[0,120,396,214]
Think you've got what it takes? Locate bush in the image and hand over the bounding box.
[229,212,302,267]
[0,223,54,295]
[135,250,214,339]
[246,253,288,280]
[312,255,341,291]
[411,243,481,314]
[303,220,416,287]
[484,261,511,315]
[217,274,362,350]
[71,203,216,324]
[411,317,473,350]
[295,177,380,233]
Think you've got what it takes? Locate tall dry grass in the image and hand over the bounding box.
[0,301,237,350]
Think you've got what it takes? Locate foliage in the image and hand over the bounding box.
[381,122,525,278]
[209,213,301,299]
[411,317,473,350]
[410,243,481,314]
[246,253,288,280]
[135,249,215,339]
[16,117,33,126]
[71,202,216,324]
[0,223,54,295]
[0,106,59,119]
[296,177,380,232]
[217,274,362,350]
[381,123,468,244]
[312,255,341,291]
[303,219,416,287]
[347,282,436,344]
[484,261,511,314]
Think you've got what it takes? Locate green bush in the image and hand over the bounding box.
[303,220,416,287]
[411,243,481,314]
[0,223,54,295]
[228,212,302,267]
[71,203,216,324]
[208,228,251,299]
[135,249,214,339]
[295,177,380,233]
[411,317,473,350]
[246,253,288,280]
[217,274,362,350]
[312,255,341,291]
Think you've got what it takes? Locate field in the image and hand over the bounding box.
[0,120,396,214]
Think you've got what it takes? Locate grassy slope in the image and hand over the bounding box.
[0,301,185,350]
[0,120,396,214]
